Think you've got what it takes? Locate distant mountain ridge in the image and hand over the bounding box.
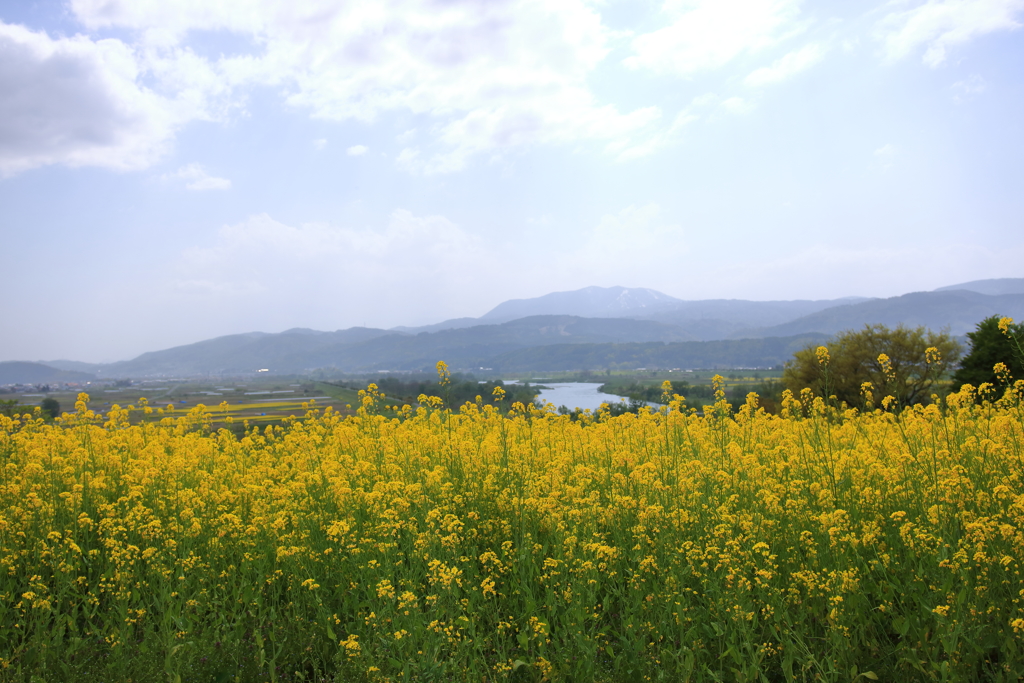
[4,277,1021,378]
[398,288,875,336]
[481,286,684,322]
[491,335,830,373]
[0,361,95,385]
[934,278,1024,296]
[751,290,1024,338]
[74,316,698,377]
[99,327,401,377]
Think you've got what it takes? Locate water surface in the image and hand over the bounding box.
[532,382,626,412]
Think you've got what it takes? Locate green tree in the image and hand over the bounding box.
[40,397,60,420]
[783,324,961,407]
[0,399,21,417]
[950,315,1024,390]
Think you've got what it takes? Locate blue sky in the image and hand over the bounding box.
[1,0,1022,362]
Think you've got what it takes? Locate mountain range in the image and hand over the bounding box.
[3,278,1023,381]
[394,287,872,335]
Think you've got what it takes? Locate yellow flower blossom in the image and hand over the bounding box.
[1,372,1022,678]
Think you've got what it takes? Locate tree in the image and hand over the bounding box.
[0,399,21,417]
[783,324,961,408]
[950,315,1024,391]
[40,397,60,420]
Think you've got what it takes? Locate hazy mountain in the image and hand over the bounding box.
[490,335,829,373]
[40,359,106,373]
[76,316,695,377]
[934,278,1024,296]
[14,277,1021,377]
[0,361,95,385]
[408,285,874,336]
[99,327,402,377]
[480,286,683,322]
[635,297,874,339]
[313,315,699,372]
[391,317,483,334]
[752,290,1024,338]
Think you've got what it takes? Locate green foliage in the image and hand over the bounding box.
[0,399,22,418]
[599,378,786,413]
[39,397,60,421]
[783,324,961,407]
[951,315,1024,390]
[600,380,713,404]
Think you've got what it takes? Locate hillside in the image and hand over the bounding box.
[489,335,829,372]
[71,317,825,376]
[635,298,873,339]
[401,280,1024,340]
[100,327,401,377]
[93,316,698,376]
[406,286,874,335]
[9,277,1021,378]
[480,286,683,322]
[752,290,1024,338]
[0,361,95,385]
[305,316,699,372]
[934,278,1024,296]
[39,359,106,373]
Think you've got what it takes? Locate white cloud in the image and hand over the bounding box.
[174,210,492,325]
[563,204,689,278]
[689,93,719,108]
[601,92,749,159]
[874,143,897,170]
[876,0,1024,67]
[164,163,231,190]
[395,147,424,174]
[745,43,825,86]
[313,138,327,150]
[11,0,1021,182]
[606,107,696,160]
[69,0,663,174]
[183,211,476,269]
[0,21,196,177]
[347,144,368,156]
[952,73,987,102]
[719,96,753,114]
[170,206,697,328]
[625,0,806,76]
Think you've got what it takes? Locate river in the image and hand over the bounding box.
[529,382,627,412]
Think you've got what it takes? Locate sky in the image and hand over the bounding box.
[1,0,1022,363]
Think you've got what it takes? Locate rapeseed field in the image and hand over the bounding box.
[1,366,1022,682]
